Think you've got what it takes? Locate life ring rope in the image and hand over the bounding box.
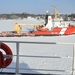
[0,42,13,68]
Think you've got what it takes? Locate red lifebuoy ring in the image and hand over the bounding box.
[0,51,5,68]
[0,43,13,68]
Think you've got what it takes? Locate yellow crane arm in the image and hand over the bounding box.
[14,23,44,34]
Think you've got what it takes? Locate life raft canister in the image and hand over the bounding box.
[0,43,13,68]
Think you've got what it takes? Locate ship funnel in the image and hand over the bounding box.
[45,16,53,30]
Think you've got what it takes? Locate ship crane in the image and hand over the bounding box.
[14,23,44,34]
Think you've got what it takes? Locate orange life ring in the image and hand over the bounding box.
[0,43,13,68]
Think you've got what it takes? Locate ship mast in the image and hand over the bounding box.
[53,5,60,19]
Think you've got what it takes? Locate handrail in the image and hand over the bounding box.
[0,40,75,75]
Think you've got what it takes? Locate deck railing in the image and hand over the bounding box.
[0,40,75,75]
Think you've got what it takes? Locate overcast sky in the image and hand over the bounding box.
[0,0,75,14]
